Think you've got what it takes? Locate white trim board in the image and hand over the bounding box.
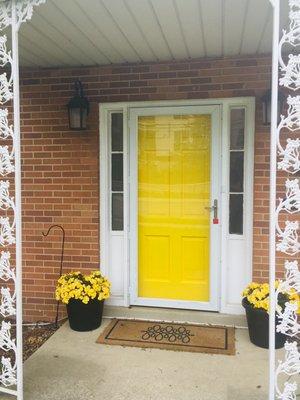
[99,97,255,315]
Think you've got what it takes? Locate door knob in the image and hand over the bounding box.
[205,199,218,220]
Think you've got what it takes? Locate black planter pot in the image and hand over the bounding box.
[66,298,104,332]
[242,297,286,349]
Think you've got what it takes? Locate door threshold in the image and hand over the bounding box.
[103,305,247,328]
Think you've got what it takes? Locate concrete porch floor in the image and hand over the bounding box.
[8,312,285,400]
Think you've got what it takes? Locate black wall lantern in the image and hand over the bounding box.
[261,88,285,125]
[67,80,89,130]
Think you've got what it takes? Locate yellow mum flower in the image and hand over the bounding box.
[243,281,298,314]
[55,269,111,304]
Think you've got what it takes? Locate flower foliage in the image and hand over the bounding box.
[242,282,299,313]
[55,270,111,305]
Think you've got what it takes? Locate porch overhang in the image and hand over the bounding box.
[4,0,290,68]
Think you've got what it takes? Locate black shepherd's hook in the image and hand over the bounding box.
[42,225,65,328]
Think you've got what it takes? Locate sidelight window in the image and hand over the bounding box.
[229,108,245,235]
[110,113,124,231]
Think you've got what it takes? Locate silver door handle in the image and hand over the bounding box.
[205,199,218,219]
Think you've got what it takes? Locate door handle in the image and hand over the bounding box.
[205,199,218,219]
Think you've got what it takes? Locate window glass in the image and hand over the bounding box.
[230,152,244,192]
[111,154,123,192]
[230,109,245,150]
[112,193,124,231]
[229,194,243,235]
[111,113,123,152]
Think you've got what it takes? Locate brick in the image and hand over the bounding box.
[17,54,276,322]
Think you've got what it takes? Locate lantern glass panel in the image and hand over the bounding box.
[262,90,284,125]
[81,108,88,129]
[263,100,272,125]
[69,107,81,129]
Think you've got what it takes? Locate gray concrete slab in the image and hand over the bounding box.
[2,319,285,400]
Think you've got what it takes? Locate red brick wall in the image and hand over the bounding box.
[20,55,273,322]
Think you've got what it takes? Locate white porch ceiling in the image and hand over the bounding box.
[13,0,289,67]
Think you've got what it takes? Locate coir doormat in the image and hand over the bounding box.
[97,319,235,355]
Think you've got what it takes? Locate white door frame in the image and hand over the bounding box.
[129,105,221,311]
[99,97,255,314]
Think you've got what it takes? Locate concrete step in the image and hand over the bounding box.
[103,305,247,328]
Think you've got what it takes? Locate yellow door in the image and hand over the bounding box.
[138,114,211,302]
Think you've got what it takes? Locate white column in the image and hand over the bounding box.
[11,2,23,399]
[268,1,280,399]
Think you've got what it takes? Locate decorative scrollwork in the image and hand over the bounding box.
[0,73,12,105]
[0,251,15,283]
[0,181,15,212]
[0,217,15,247]
[278,382,297,400]
[0,36,12,68]
[278,138,300,174]
[0,321,16,353]
[275,1,300,399]
[279,55,300,91]
[0,0,46,31]
[0,146,14,176]
[276,180,300,256]
[277,179,300,214]
[0,357,16,387]
[277,96,300,173]
[276,342,300,400]
[278,95,300,133]
[15,0,46,27]
[279,1,300,90]
[0,109,14,140]
[0,322,16,388]
[279,260,300,293]
[0,36,12,110]
[0,3,11,32]
[276,220,299,256]
[279,341,300,376]
[0,287,15,318]
[276,302,299,337]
